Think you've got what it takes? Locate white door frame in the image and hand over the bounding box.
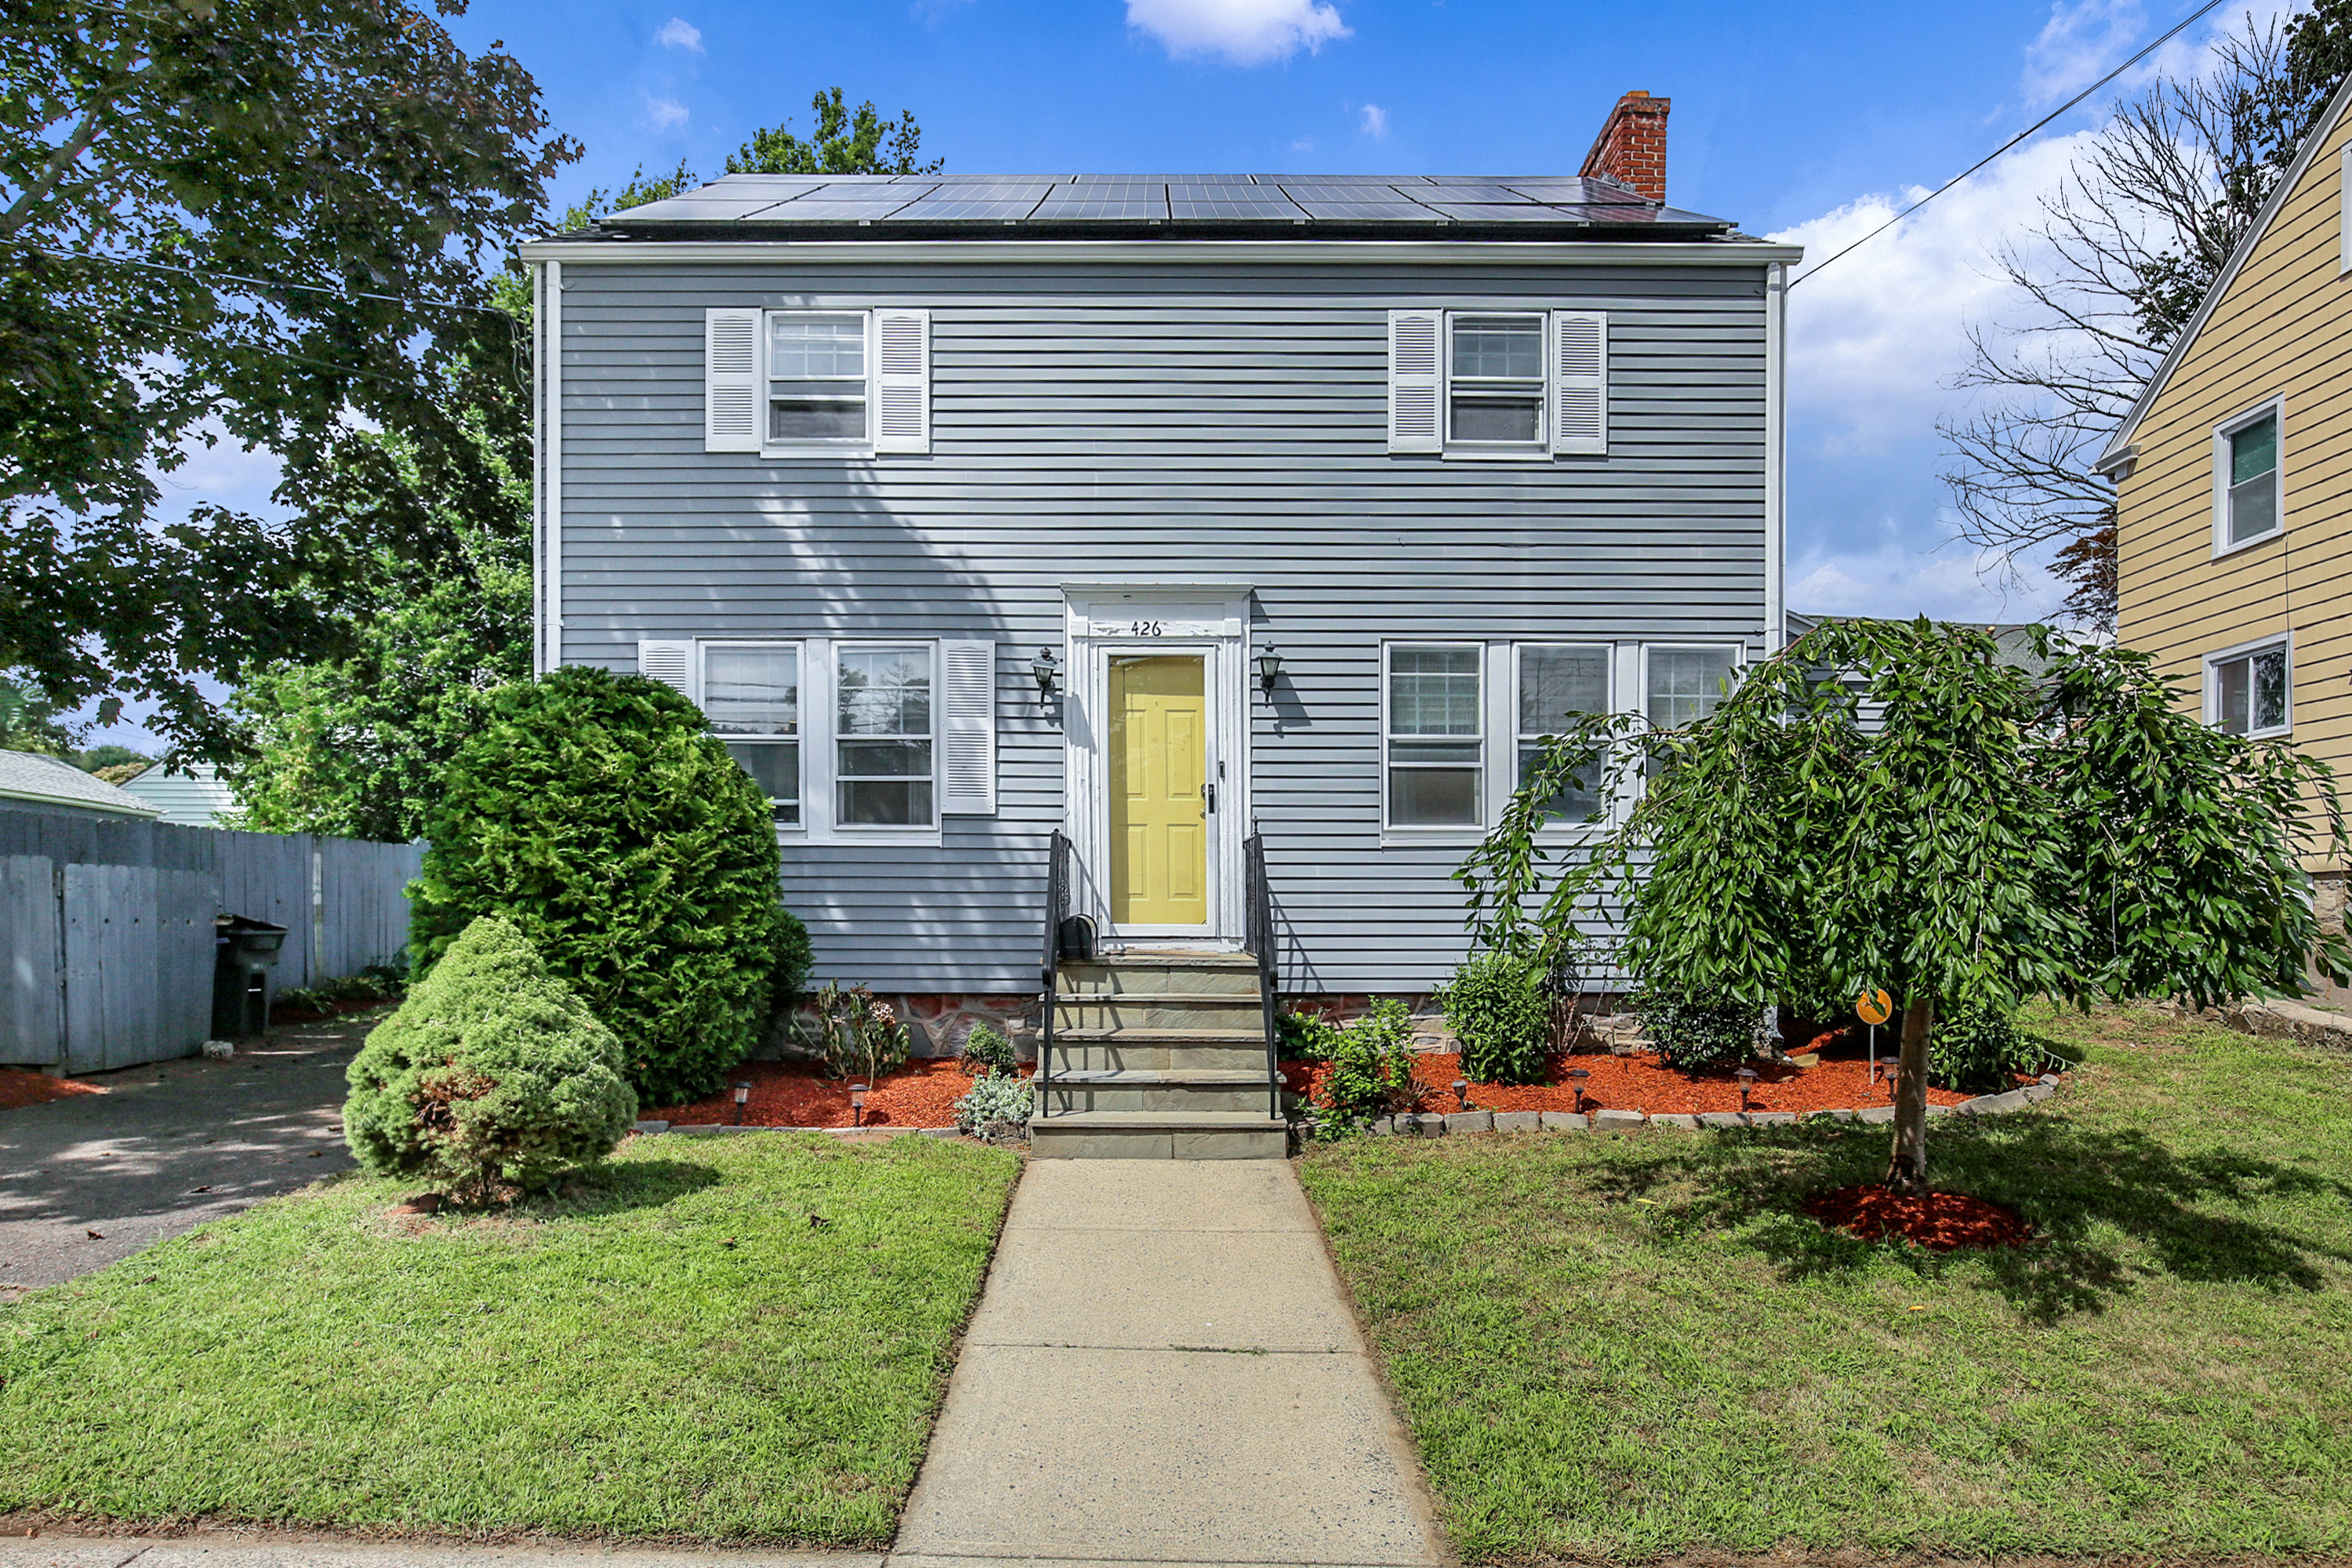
[1062,583,1251,947]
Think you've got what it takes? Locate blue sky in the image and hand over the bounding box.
[98,0,2263,750]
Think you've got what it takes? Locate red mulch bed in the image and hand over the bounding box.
[1804,1183,2037,1250]
[650,1058,1019,1129]
[1279,1042,1976,1118]
[0,1067,105,1111]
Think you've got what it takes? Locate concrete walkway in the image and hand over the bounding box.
[892,1158,1449,1568]
[0,1023,367,1301]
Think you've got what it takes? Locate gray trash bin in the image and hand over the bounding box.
[212,915,289,1039]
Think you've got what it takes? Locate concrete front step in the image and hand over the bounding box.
[1029,1109,1290,1160]
[1038,1068,1279,1116]
[1058,953,1264,996]
[1055,992,1267,1033]
[1045,1026,1270,1075]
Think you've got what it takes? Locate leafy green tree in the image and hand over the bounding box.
[0,673,74,754]
[725,89,940,176]
[1461,620,2349,1195]
[1,0,575,756]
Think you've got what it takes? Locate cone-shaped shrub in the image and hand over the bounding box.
[346,914,637,1198]
[409,666,795,1104]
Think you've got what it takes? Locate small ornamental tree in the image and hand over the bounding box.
[411,666,796,1105]
[345,914,635,1200]
[1461,619,2350,1195]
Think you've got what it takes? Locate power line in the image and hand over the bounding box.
[1791,0,2234,286]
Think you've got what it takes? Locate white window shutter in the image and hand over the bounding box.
[873,309,931,453]
[1387,310,1441,453]
[1552,310,1607,456]
[940,639,996,815]
[704,308,760,452]
[637,640,696,702]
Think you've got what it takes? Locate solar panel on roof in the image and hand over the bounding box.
[883,194,1052,221]
[1418,183,1541,204]
[793,181,938,202]
[1289,200,1447,221]
[1169,191,1308,220]
[1425,204,1588,223]
[757,198,924,222]
[1033,190,1169,219]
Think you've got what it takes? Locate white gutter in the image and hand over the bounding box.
[1764,259,1791,654]
[517,237,1805,267]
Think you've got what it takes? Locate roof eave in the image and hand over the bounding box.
[518,234,1802,264]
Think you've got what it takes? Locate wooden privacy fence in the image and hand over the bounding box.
[0,808,424,1074]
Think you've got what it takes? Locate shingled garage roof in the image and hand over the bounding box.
[590,172,1744,241]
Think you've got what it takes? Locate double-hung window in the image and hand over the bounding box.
[2214,402,2282,551]
[701,644,802,822]
[2208,639,2290,736]
[1516,645,1613,824]
[1448,314,1548,452]
[1646,645,1742,729]
[1385,644,1483,829]
[768,314,869,445]
[836,644,936,828]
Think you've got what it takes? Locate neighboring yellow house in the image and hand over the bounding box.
[2100,77,2352,924]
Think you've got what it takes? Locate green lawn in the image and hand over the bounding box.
[0,1133,1018,1544]
[1301,1007,2352,1563]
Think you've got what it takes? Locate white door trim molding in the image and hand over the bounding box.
[1062,585,1251,948]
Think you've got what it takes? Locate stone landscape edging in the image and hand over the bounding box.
[1354,1073,2064,1138]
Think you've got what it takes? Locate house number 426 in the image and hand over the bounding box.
[1121,621,1166,636]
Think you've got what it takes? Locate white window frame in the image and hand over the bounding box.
[831,640,941,834]
[1640,643,1748,732]
[1441,310,1550,459]
[698,641,804,828]
[2211,396,2285,557]
[1512,642,1617,833]
[764,309,876,457]
[2204,633,2293,739]
[1381,641,1487,837]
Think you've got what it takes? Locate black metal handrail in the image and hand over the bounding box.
[1039,829,1070,1094]
[1243,832,1279,1122]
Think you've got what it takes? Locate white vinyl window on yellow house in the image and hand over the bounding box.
[701,643,801,821]
[2213,401,2282,552]
[1515,644,1613,824]
[1384,643,1483,829]
[2207,637,2290,737]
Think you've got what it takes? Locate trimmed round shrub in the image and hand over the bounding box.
[1437,949,1551,1083]
[1631,985,1759,1070]
[410,666,794,1105]
[345,914,636,1199]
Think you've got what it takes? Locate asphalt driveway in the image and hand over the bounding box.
[0,1018,377,1300]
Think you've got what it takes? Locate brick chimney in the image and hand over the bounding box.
[1579,90,1670,203]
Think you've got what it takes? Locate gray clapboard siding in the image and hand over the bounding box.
[554,254,1770,993]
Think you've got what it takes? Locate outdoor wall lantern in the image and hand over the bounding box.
[1569,1066,1591,1116]
[1256,643,1283,697]
[1450,1076,1469,1110]
[731,1080,752,1125]
[1736,1066,1759,1113]
[1031,646,1062,700]
[849,1082,869,1128]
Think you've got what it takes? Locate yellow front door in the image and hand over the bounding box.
[1109,655,1209,927]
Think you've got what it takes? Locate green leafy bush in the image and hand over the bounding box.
[960,1021,1017,1078]
[409,666,796,1106]
[1437,949,1552,1083]
[1311,999,1420,1135]
[954,1073,1032,1133]
[1632,986,1759,1070]
[812,982,910,1082]
[343,914,636,1200]
[1930,1004,2042,1094]
[1276,1009,1344,1062]
[771,908,813,1023]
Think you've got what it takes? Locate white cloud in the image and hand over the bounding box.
[1290,137,1316,153]
[656,16,703,52]
[1126,0,1351,64]
[1769,131,2092,453]
[646,96,689,131]
[2021,0,2143,107]
[1359,103,1387,139]
[1788,539,2066,623]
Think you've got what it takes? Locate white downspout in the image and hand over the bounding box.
[1763,260,1788,655]
[543,259,564,673]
